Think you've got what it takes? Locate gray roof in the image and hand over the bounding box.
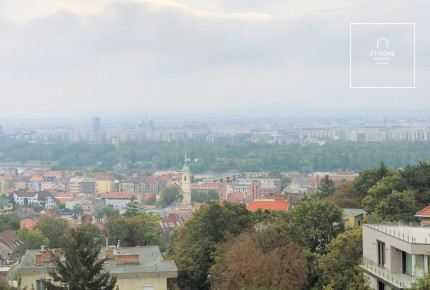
[17,246,177,279]
[342,208,367,217]
[292,178,309,185]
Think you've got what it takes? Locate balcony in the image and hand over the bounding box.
[360,257,414,289]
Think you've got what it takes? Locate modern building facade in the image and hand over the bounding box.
[361,224,430,289]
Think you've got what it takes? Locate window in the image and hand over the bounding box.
[377,240,385,267]
[143,285,154,290]
[402,251,412,275]
[377,281,385,290]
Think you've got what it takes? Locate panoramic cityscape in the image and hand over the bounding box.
[1,0,430,290]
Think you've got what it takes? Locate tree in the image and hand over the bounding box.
[72,204,83,217]
[353,163,397,202]
[410,271,430,289]
[362,173,419,222]
[317,175,335,198]
[290,198,344,254]
[0,215,19,231]
[14,228,50,255]
[319,227,363,289]
[157,187,181,208]
[209,232,308,290]
[95,206,120,219]
[326,182,361,208]
[45,227,117,290]
[104,212,163,247]
[267,169,281,179]
[123,196,139,217]
[168,201,253,290]
[34,216,70,248]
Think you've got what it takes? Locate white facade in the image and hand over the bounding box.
[361,224,430,289]
[13,192,55,209]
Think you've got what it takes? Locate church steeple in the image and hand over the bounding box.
[181,152,191,204]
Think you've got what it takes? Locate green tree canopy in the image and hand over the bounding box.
[317,175,336,199]
[157,187,181,208]
[123,196,139,217]
[34,216,70,248]
[289,198,345,254]
[319,226,363,289]
[14,228,49,255]
[45,227,117,290]
[168,201,253,289]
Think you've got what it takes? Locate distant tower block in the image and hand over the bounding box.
[92,117,101,132]
[181,153,191,204]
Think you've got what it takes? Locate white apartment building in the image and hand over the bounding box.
[361,224,430,289]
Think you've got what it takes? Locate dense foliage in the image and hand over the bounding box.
[2,140,430,172]
[45,227,117,290]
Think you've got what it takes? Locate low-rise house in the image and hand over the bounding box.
[246,197,289,213]
[15,246,177,290]
[342,208,366,228]
[361,224,430,289]
[415,205,430,226]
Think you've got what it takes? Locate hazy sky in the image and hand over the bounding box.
[0,0,429,119]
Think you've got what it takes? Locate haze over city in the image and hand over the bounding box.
[0,0,429,119]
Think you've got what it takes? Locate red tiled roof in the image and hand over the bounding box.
[0,175,13,181]
[246,199,289,212]
[160,215,183,230]
[227,192,245,202]
[170,209,192,215]
[100,192,138,199]
[44,171,61,176]
[20,218,37,230]
[30,176,43,182]
[416,205,430,217]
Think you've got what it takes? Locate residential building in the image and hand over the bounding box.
[361,224,430,289]
[96,173,115,194]
[342,208,366,228]
[246,197,289,213]
[100,192,138,211]
[28,177,43,191]
[12,191,55,209]
[82,177,96,194]
[0,176,13,193]
[15,246,177,290]
[415,205,430,226]
[69,177,83,194]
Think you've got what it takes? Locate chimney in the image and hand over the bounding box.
[115,254,140,265]
[106,246,115,259]
[35,254,42,265]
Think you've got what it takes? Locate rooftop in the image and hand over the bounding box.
[246,198,288,212]
[17,246,177,278]
[342,208,367,217]
[365,224,430,244]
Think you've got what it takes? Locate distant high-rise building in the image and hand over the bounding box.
[92,117,101,132]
